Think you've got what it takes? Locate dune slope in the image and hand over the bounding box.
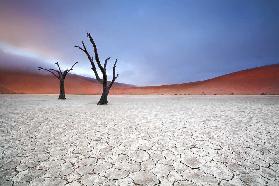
[0,64,278,95]
[122,64,279,95]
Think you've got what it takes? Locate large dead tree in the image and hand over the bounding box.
[75,33,119,105]
[38,62,78,99]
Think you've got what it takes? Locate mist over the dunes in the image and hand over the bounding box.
[1,0,279,85]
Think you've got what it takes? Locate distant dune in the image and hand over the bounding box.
[0,69,130,95]
[0,64,278,95]
[0,85,15,94]
[122,64,279,95]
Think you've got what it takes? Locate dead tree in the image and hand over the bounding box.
[75,33,119,105]
[38,62,78,99]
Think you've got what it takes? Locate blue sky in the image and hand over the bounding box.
[0,0,278,85]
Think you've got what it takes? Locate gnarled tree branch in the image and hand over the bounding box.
[75,42,102,82]
[38,67,60,79]
[55,62,62,75]
[104,57,110,70]
[86,33,106,75]
[108,59,119,90]
[63,61,78,78]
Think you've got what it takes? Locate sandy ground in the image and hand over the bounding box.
[0,95,279,186]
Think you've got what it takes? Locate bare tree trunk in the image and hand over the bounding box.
[59,79,66,99]
[98,89,109,105]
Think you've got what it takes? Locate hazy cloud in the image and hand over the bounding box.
[0,0,278,85]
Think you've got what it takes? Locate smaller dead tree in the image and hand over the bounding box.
[38,62,78,99]
[75,33,119,105]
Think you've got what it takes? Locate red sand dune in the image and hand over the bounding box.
[123,64,279,95]
[0,64,279,95]
[0,85,15,94]
[0,69,131,94]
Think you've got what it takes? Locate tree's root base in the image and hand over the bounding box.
[97,102,108,105]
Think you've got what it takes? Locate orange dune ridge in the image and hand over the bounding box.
[0,64,279,95]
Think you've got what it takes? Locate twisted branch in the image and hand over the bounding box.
[104,57,110,70]
[75,42,102,82]
[38,62,78,80]
[86,33,105,74]
[55,62,62,74]
[38,67,60,79]
[62,62,79,78]
[108,59,119,89]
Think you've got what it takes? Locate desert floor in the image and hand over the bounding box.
[0,95,279,186]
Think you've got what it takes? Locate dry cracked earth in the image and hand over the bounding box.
[0,95,279,186]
